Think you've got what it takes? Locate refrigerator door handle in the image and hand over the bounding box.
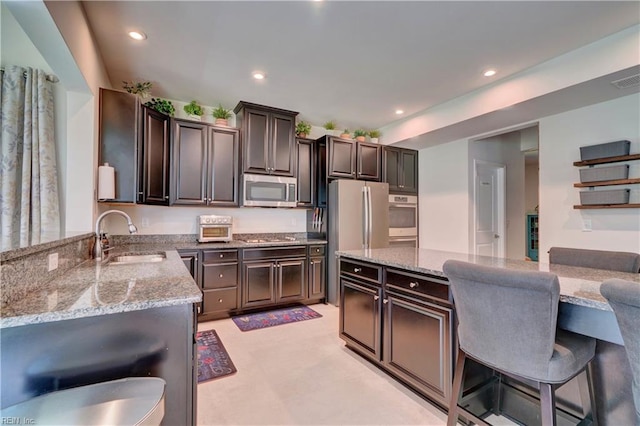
[366,186,373,249]
[362,186,369,249]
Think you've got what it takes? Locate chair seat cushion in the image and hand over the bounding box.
[545,329,595,384]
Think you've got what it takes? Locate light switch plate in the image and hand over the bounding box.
[582,219,592,232]
[48,252,59,271]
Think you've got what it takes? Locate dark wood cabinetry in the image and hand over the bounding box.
[138,106,170,205]
[296,137,316,207]
[98,88,139,203]
[171,120,239,206]
[234,101,298,176]
[308,245,326,299]
[200,249,239,318]
[242,246,307,309]
[383,147,418,194]
[357,141,382,180]
[339,259,454,407]
[323,136,381,180]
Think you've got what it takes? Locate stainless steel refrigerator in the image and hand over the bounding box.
[327,180,389,305]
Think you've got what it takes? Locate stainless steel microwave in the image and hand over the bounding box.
[243,174,297,208]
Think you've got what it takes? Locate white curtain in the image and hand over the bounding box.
[0,65,60,251]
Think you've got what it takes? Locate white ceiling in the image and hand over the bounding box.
[81,1,640,131]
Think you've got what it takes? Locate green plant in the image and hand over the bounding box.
[323,120,336,130]
[368,129,381,138]
[144,98,175,116]
[212,104,232,119]
[353,129,367,137]
[183,100,204,116]
[296,121,312,135]
[341,129,350,136]
[122,80,152,97]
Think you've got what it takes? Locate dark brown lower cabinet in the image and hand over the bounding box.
[200,249,239,318]
[309,255,325,299]
[339,260,454,408]
[242,256,306,308]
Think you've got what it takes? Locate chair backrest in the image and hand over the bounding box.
[549,247,640,273]
[600,279,640,421]
[443,259,560,380]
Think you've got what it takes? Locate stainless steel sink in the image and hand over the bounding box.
[108,253,166,265]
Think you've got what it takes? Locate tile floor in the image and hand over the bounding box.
[196,303,450,425]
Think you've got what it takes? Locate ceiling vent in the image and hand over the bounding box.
[611,74,640,89]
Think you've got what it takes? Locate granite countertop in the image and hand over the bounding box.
[337,247,640,312]
[1,236,328,329]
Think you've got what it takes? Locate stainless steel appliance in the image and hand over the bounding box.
[388,194,418,237]
[389,236,418,248]
[242,174,297,208]
[327,180,389,305]
[197,215,233,242]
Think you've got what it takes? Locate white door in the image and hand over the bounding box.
[474,161,505,257]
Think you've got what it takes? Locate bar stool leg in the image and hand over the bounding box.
[576,363,598,426]
[540,382,557,426]
[448,349,467,426]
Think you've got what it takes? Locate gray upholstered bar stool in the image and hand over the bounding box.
[548,247,640,273]
[443,260,598,426]
[600,279,640,424]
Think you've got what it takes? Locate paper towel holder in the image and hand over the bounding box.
[98,162,116,201]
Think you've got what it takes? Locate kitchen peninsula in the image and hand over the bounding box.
[336,247,640,425]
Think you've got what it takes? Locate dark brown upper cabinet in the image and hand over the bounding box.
[138,106,170,205]
[320,136,381,181]
[234,101,298,177]
[383,147,418,195]
[170,120,240,206]
[98,88,139,203]
[296,137,316,207]
[357,141,382,181]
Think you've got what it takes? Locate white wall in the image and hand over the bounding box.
[418,138,470,252]
[97,204,308,235]
[525,163,539,213]
[538,93,640,262]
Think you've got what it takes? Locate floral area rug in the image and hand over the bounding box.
[232,305,322,332]
[196,329,237,383]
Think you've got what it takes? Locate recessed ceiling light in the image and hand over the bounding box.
[395,109,404,115]
[483,69,497,77]
[252,71,265,80]
[128,31,147,41]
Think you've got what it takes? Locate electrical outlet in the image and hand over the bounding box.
[141,217,150,228]
[582,219,592,232]
[48,252,59,271]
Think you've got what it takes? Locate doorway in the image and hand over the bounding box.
[473,160,506,257]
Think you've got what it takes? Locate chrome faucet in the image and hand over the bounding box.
[93,210,138,260]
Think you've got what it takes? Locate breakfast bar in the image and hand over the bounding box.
[336,247,640,425]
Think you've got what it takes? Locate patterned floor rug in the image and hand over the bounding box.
[196,329,237,383]
[232,305,323,332]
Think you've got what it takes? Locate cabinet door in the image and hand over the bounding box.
[140,106,170,205]
[99,88,138,203]
[202,263,238,289]
[339,278,382,361]
[209,126,240,206]
[171,120,208,205]
[357,142,381,181]
[309,256,326,299]
[328,138,357,179]
[383,147,401,193]
[242,261,276,308]
[178,250,198,282]
[277,258,306,302]
[317,140,327,208]
[296,138,315,207]
[243,108,270,174]
[383,294,453,403]
[271,113,295,176]
[400,150,418,194]
[203,288,238,315]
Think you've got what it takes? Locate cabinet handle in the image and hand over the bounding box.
[409,282,418,288]
[218,299,223,303]
[219,274,223,278]
[315,248,320,252]
[219,254,224,258]
[138,192,143,195]
[165,196,169,199]
[354,267,362,273]
[310,261,314,265]
[383,299,389,304]
[374,295,380,301]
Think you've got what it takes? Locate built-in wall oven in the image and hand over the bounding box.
[389,194,418,247]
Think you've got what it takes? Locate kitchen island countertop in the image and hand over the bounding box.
[337,247,640,312]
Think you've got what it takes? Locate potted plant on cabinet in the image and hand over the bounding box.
[122,80,152,98]
[368,129,381,144]
[353,129,367,142]
[323,120,337,136]
[296,121,312,138]
[144,98,175,116]
[183,100,204,121]
[340,129,351,139]
[212,104,232,126]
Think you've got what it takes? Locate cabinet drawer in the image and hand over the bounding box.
[243,246,307,261]
[202,249,238,263]
[308,245,326,256]
[385,269,450,303]
[203,288,237,313]
[340,259,382,284]
[202,263,238,289]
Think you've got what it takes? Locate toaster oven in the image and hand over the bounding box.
[197,215,233,243]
